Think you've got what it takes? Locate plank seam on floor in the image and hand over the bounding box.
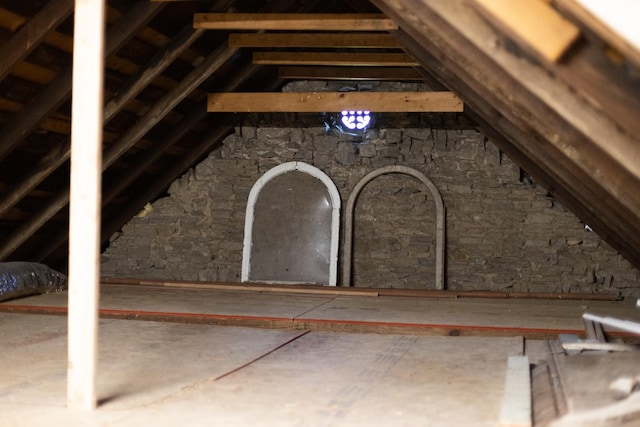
[213,330,311,382]
[292,296,338,319]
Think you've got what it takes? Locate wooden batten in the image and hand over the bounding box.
[229,32,401,48]
[194,13,397,31]
[207,91,463,113]
[253,52,419,67]
[278,66,424,81]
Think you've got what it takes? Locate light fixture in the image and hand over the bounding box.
[340,110,372,131]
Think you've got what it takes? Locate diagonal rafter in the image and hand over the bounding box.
[33,63,264,263]
[372,0,640,268]
[0,8,209,219]
[0,1,165,163]
[0,0,74,82]
[0,42,238,261]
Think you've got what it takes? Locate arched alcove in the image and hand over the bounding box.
[242,162,341,285]
[343,166,445,289]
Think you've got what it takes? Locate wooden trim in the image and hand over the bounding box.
[229,32,401,48]
[253,51,419,66]
[278,66,424,81]
[194,13,397,31]
[207,91,463,112]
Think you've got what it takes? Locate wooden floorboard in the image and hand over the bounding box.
[1,283,638,339]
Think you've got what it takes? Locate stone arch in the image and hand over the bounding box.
[342,165,445,289]
[242,161,341,285]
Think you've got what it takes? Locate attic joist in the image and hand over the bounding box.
[373,0,640,268]
[207,91,463,112]
[194,13,397,31]
[253,52,419,67]
[278,66,424,81]
[229,33,401,48]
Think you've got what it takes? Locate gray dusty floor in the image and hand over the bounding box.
[0,312,524,427]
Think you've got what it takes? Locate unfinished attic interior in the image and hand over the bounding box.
[1,0,640,425]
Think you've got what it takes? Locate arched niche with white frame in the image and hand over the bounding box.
[342,165,445,290]
[242,161,341,286]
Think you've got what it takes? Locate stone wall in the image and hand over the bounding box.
[101,82,640,297]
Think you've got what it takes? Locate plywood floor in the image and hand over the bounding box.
[1,284,638,426]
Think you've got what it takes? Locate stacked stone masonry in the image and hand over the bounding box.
[101,82,640,297]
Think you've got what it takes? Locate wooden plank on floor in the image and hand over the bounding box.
[499,356,532,427]
[2,286,638,339]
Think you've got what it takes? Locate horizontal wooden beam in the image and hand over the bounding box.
[194,13,397,31]
[229,32,401,48]
[278,66,424,81]
[207,91,463,112]
[253,52,419,66]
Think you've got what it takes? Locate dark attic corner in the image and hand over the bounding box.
[0,0,639,425]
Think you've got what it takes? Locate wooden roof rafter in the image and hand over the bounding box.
[372,0,640,268]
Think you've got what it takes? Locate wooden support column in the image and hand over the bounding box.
[67,0,105,411]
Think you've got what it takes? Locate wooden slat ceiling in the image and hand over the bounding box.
[0,0,638,279]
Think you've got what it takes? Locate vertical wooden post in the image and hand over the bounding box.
[67,0,105,411]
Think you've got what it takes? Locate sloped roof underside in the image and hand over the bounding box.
[0,0,638,275]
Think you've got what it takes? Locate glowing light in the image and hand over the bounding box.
[341,110,372,130]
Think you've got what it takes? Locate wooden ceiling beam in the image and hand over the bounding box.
[278,66,424,80]
[194,13,397,31]
[207,91,462,112]
[229,32,401,48]
[254,52,419,66]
